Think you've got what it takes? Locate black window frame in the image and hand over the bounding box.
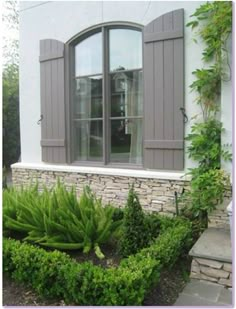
[66,22,144,168]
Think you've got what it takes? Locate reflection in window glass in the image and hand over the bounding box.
[74,120,103,161]
[110,71,143,117]
[109,29,142,72]
[110,118,142,164]
[75,32,102,76]
[74,76,102,119]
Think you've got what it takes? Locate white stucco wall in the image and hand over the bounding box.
[19,1,231,173]
[221,35,232,180]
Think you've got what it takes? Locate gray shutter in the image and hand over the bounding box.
[143,9,184,170]
[39,39,66,163]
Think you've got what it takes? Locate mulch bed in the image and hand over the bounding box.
[67,243,122,268]
[3,254,191,306]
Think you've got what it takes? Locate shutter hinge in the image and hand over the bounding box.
[179,108,188,123]
[37,115,43,125]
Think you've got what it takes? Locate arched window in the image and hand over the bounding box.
[39,10,184,170]
[72,26,143,165]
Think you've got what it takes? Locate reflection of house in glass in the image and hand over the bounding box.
[74,76,103,161]
[111,70,143,163]
[75,77,103,119]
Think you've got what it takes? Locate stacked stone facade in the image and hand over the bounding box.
[12,167,189,215]
[190,258,232,288]
[208,198,232,230]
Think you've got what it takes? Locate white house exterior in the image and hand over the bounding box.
[12,1,232,214]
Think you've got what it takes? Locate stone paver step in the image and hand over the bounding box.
[189,228,232,263]
[174,279,232,306]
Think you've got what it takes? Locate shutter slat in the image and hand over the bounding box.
[144,140,183,149]
[144,31,155,168]
[39,39,67,163]
[41,139,65,147]
[144,30,183,43]
[143,9,184,171]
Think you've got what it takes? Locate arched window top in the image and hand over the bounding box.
[73,24,142,78]
[75,31,102,77]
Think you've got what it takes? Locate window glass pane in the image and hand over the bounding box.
[110,71,143,117]
[75,32,102,76]
[110,118,142,164]
[109,29,142,72]
[74,76,102,119]
[74,120,103,161]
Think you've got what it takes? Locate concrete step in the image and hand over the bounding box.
[174,279,232,306]
[189,228,232,288]
[189,228,231,262]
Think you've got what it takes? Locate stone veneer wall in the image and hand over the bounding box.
[12,167,190,215]
[208,198,232,230]
[190,258,232,288]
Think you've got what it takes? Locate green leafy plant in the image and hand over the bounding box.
[3,182,122,259]
[119,186,149,257]
[183,1,232,230]
[3,64,20,167]
[184,169,230,230]
[187,2,232,63]
[185,118,232,172]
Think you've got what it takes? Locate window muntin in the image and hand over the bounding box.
[110,71,143,117]
[73,26,143,165]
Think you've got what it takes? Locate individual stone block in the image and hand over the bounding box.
[200,273,218,283]
[223,263,232,273]
[150,203,163,212]
[192,259,199,267]
[191,265,200,274]
[196,258,223,269]
[218,278,232,287]
[200,266,229,279]
[190,272,201,280]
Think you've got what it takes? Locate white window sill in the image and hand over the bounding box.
[11,162,190,181]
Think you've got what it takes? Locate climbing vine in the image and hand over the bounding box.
[182,1,232,231]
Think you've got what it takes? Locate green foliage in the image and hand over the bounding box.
[187,2,232,117]
[3,217,190,305]
[119,186,149,257]
[184,1,232,229]
[3,64,20,167]
[185,119,231,171]
[3,182,122,259]
[190,67,221,119]
[187,2,232,63]
[184,169,230,229]
[132,219,192,269]
[143,212,161,241]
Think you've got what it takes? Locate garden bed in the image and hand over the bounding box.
[3,183,193,305]
[3,220,192,306]
[3,255,191,306]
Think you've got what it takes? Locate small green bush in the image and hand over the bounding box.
[3,217,192,305]
[119,186,148,256]
[3,238,159,305]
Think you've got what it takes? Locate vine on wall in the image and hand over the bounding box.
[182,1,232,231]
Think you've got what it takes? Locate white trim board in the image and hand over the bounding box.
[11,162,191,181]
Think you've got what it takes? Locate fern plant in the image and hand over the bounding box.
[3,182,122,259]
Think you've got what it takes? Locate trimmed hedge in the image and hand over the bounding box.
[3,219,192,305]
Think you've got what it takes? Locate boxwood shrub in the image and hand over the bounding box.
[3,218,192,305]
